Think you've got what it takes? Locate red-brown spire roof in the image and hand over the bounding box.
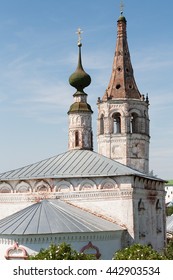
[102,15,141,101]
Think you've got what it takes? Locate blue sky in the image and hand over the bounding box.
[0,0,173,180]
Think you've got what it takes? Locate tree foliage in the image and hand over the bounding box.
[165,240,173,260]
[29,243,95,260]
[113,244,167,260]
[166,206,173,216]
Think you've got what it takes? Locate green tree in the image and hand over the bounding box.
[29,243,95,260]
[166,206,173,216]
[165,240,173,260]
[113,244,166,260]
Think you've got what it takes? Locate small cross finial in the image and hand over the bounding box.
[76,28,83,46]
[120,0,124,15]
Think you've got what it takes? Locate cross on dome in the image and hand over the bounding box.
[76,28,83,46]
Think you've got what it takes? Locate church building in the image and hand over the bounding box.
[0,9,166,259]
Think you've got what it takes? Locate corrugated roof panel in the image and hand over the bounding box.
[47,152,76,176]
[37,203,52,234]
[23,205,42,234]
[42,203,71,233]
[13,205,41,234]
[68,151,95,175]
[0,204,39,234]
[27,158,55,177]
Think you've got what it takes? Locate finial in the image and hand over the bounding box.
[76,28,83,47]
[146,93,149,105]
[120,0,124,15]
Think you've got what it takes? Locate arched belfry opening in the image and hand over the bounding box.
[130,112,139,133]
[113,113,121,134]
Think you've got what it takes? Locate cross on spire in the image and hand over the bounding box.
[76,28,83,46]
[120,0,124,15]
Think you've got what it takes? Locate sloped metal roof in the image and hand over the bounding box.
[0,149,160,181]
[167,216,173,233]
[0,200,124,235]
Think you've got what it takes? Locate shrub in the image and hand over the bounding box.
[113,244,166,260]
[29,242,95,260]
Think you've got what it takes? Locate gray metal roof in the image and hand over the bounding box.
[0,200,124,235]
[167,216,173,233]
[0,149,161,181]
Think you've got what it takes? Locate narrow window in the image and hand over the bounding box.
[156,199,162,233]
[138,199,146,238]
[100,114,104,134]
[91,132,93,150]
[75,131,79,147]
[113,113,121,133]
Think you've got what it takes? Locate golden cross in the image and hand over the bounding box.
[76,28,83,45]
[120,0,124,15]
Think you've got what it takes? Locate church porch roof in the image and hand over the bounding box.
[0,199,124,235]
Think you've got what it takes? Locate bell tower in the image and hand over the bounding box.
[97,12,150,174]
[68,29,93,151]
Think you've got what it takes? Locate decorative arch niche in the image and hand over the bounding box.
[79,179,96,191]
[80,241,101,259]
[34,180,51,193]
[16,181,32,193]
[5,242,28,260]
[54,181,74,193]
[0,182,13,193]
[100,178,118,190]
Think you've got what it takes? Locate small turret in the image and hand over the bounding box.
[68,29,93,151]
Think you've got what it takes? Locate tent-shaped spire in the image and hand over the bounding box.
[102,13,141,101]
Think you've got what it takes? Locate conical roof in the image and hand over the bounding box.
[102,14,141,100]
[0,200,123,235]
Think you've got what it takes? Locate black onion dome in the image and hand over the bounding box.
[69,44,91,92]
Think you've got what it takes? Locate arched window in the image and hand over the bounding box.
[130,113,138,133]
[112,113,121,133]
[100,114,104,134]
[90,131,93,150]
[138,199,146,238]
[75,131,79,147]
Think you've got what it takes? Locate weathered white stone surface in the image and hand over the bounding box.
[0,203,33,220]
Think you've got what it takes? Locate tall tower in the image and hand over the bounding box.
[97,12,150,174]
[68,30,93,151]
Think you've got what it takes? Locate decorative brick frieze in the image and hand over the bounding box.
[0,231,118,245]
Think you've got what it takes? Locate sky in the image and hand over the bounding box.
[0,0,173,180]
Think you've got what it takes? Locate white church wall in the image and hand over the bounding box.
[0,202,34,220]
[133,182,166,251]
[0,230,124,260]
[0,174,166,251]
